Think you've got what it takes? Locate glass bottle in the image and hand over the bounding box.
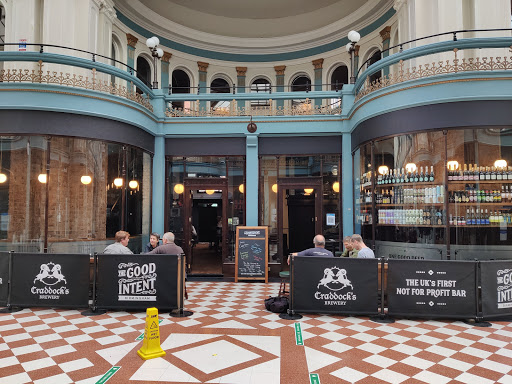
[429,165,434,182]
[419,166,424,182]
[479,165,485,180]
[491,166,497,181]
[486,166,491,181]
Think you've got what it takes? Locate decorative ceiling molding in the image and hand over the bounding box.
[113,0,395,56]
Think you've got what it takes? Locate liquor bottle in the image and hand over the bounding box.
[419,166,424,182]
[485,209,490,225]
[414,169,419,183]
[473,164,478,181]
[449,214,454,225]
[486,166,491,180]
[491,166,497,180]
[468,164,473,181]
[466,209,471,225]
[508,166,512,180]
[462,164,468,181]
[448,167,453,181]
[479,165,485,180]
[400,168,405,183]
[497,166,503,181]
[429,165,435,182]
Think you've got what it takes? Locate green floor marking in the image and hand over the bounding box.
[95,366,121,384]
[310,373,321,384]
[135,319,163,340]
[294,322,303,346]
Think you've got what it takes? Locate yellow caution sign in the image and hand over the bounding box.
[137,307,166,360]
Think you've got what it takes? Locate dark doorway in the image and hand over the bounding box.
[287,193,315,253]
[183,178,228,275]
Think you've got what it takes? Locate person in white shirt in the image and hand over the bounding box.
[351,234,375,258]
[103,230,133,254]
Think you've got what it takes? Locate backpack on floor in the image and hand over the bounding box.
[264,296,289,313]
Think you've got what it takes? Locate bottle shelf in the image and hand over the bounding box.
[449,202,512,206]
[450,225,512,228]
[377,224,445,228]
[376,203,444,207]
[376,181,436,187]
[448,180,512,185]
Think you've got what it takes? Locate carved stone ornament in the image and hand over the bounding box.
[126,33,138,48]
[236,67,248,76]
[274,65,286,75]
[162,51,172,63]
[312,58,324,69]
[247,121,257,133]
[197,61,209,72]
[380,26,392,41]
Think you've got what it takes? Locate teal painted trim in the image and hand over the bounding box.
[116,8,395,62]
[342,133,353,237]
[152,135,165,234]
[350,71,512,129]
[246,134,259,225]
[165,90,342,102]
[0,51,153,95]
[354,37,512,91]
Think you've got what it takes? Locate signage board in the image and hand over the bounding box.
[481,261,512,319]
[387,259,476,319]
[10,253,90,308]
[0,252,9,306]
[235,226,268,282]
[291,257,379,315]
[96,254,179,310]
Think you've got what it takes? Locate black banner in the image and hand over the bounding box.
[387,259,476,319]
[0,252,9,306]
[292,257,379,315]
[96,254,179,310]
[481,261,512,319]
[10,253,90,308]
[235,227,268,281]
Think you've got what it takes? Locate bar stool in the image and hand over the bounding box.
[279,270,290,296]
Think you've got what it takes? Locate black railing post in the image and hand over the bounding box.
[39,45,44,53]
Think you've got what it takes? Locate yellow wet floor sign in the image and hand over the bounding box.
[137,307,166,360]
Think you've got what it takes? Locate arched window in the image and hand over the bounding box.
[330,65,348,90]
[367,50,382,84]
[171,69,191,110]
[291,75,311,107]
[136,56,151,94]
[250,78,271,108]
[210,78,231,111]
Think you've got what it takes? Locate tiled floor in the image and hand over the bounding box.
[0,281,511,383]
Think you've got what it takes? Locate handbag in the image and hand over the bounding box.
[264,296,289,313]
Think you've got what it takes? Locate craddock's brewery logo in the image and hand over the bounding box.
[31,262,70,300]
[118,262,157,301]
[497,268,512,309]
[315,267,357,306]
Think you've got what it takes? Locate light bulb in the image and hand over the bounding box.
[206,190,215,195]
[405,163,417,173]
[129,180,138,189]
[447,160,459,171]
[378,165,389,175]
[81,175,92,185]
[174,184,184,194]
[0,173,6,183]
[239,184,244,193]
[494,159,507,169]
[38,174,47,183]
[304,188,314,194]
[348,30,361,43]
[272,184,278,193]
[114,178,123,187]
[333,182,339,193]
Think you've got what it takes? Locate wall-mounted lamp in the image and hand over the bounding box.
[174,183,184,194]
[129,180,138,189]
[38,174,47,184]
[239,184,244,193]
[304,188,314,194]
[206,190,215,195]
[333,181,340,193]
[405,163,417,173]
[272,184,278,193]
[81,175,92,185]
[377,165,389,175]
[114,177,123,187]
[495,159,507,169]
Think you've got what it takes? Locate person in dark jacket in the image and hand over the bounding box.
[147,232,184,255]
[144,232,160,253]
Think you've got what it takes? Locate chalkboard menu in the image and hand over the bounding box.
[235,226,268,282]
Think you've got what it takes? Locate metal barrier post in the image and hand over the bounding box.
[370,258,394,323]
[170,254,193,317]
[81,253,106,316]
[0,251,22,313]
[464,260,491,327]
[279,254,302,320]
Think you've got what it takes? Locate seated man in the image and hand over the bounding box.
[351,234,375,258]
[147,232,184,255]
[341,235,359,258]
[287,234,334,264]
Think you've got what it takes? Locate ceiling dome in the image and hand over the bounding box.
[114,0,394,57]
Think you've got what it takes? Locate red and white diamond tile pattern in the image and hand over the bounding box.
[0,281,511,384]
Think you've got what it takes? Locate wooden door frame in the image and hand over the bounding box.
[183,178,229,269]
[277,177,323,267]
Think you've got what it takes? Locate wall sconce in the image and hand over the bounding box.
[405,163,417,173]
[377,165,389,175]
[38,174,47,184]
[447,160,459,170]
[206,190,215,195]
[0,173,6,183]
[494,159,507,169]
[333,181,340,193]
[81,175,92,185]
[114,177,123,187]
[174,183,184,194]
[304,188,314,194]
[239,184,244,193]
[129,180,138,189]
[272,184,278,193]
